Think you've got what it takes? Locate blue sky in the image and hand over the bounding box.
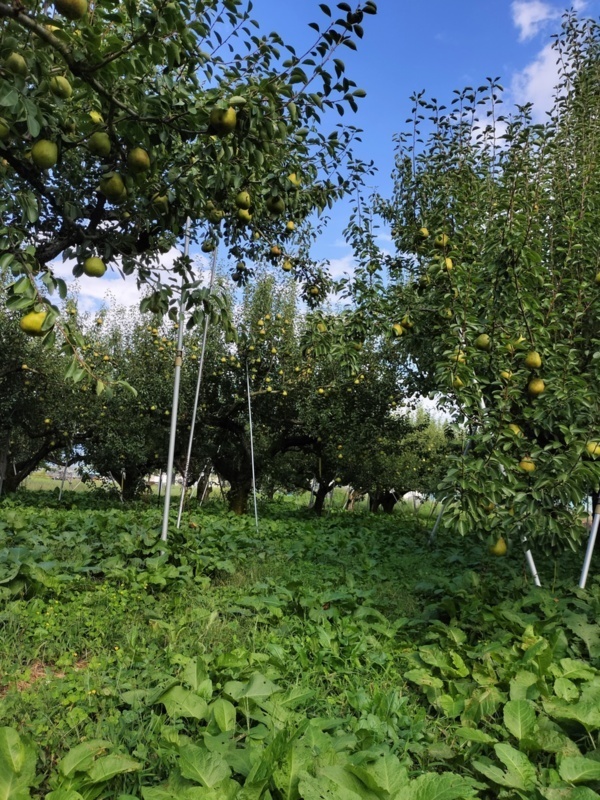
[60,0,599,310]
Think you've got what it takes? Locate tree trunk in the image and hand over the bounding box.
[1,445,52,494]
[228,480,252,515]
[121,469,145,500]
[0,430,9,496]
[369,492,382,513]
[312,480,332,516]
[380,491,397,514]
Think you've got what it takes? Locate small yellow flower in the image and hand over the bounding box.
[114,646,119,651]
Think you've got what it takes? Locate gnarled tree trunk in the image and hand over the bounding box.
[227,479,252,515]
[312,479,333,516]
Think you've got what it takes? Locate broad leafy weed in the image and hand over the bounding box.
[0,492,599,798]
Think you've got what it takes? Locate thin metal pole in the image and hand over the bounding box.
[176,249,218,529]
[160,220,191,542]
[579,503,600,589]
[58,458,68,501]
[246,363,259,533]
[199,469,211,505]
[522,535,542,587]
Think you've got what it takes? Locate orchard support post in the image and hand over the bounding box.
[246,363,259,534]
[161,219,190,543]
[176,248,218,529]
[521,535,541,587]
[579,503,600,589]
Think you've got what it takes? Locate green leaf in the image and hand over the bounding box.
[212,698,236,733]
[503,699,536,740]
[237,672,280,701]
[437,695,464,718]
[474,743,537,791]
[563,614,600,659]
[273,744,314,800]
[404,669,444,689]
[559,757,600,784]
[554,677,580,701]
[558,659,596,681]
[0,733,36,800]
[58,740,113,777]
[462,685,505,723]
[45,792,85,800]
[181,658,209,691]
[298,771,362,799]
[141,789,178,800]
[346,754,408,794]
[158,686,208,720]
[178,744,231,788]
[0,728,25,774]
[454,727,496,744]
[541,788,600,800]
[86,754,141,783]
[397,772,478,800]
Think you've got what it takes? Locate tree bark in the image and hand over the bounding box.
[0,430,8,496]
[380,491,397,514]
[369,492,382,513]
[227,479,252,515]
[312,479,333,516]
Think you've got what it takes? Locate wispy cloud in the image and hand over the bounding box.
[511,0,560,41]
[328,253,356,279]
[511,41,558,121]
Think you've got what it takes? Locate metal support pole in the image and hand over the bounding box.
[176,249,218,529]
[160,220,191,543]
[58,457,68,501]
[246,363,259,533]
[579,503,600,589]
[199,470,211,506]
[522,535,542,587]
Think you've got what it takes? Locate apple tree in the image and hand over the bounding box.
[343,14,600,550]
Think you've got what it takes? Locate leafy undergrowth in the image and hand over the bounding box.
[0,492,599,799]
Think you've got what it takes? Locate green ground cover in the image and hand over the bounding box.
[1,493,599,799]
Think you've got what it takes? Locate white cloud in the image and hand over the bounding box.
[328,253,356,279]
[49,248,211,314]
[511,0,560,41]
[511,41,558,121]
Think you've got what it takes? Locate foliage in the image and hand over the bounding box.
[1,493,600,798]
[0,274,102,493]
[343,14,600,547]
[0,0,376,384]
